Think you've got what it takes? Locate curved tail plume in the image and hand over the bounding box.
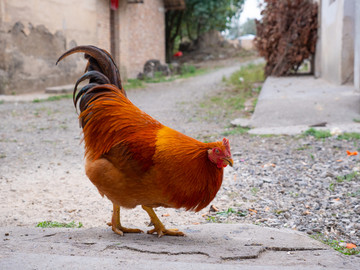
[56,45,126,116]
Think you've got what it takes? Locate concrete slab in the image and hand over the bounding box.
[246,76,360,135]
[1,224,359,269]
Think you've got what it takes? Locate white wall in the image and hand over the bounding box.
[354,1,360,89]
[318,0,356,85]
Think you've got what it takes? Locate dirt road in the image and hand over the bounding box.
[0,61,252,229]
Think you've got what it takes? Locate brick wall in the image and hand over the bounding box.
[118,0,166,79]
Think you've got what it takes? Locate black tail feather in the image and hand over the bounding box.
[74,83,98,110]
[57,45,126,116]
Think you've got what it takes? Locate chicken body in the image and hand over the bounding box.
[57,46,233,237]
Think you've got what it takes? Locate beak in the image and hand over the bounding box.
[223,157,234,167]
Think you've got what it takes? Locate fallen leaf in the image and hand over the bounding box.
[210,205,219,212]
[263,163,276,168]
[336,159,343,162]
[233,175,237,181]
[334,198,340,201]
[201,213,208,217]
[249,209,257,214]
[346,243,357,249]
[347,150,358,156]
[162,213,170,217]
[192,222,200,225]
[265,207,270,212]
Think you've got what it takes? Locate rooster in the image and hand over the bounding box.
[57,45,233,237]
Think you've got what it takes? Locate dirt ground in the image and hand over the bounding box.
[0,59,250,230]
[1,56,359,249]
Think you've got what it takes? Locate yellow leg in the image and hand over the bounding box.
[142,206,185,237]
[107,204,143,236]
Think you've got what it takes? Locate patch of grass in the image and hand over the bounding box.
[250,187,259,196]
[296,145,311,151]
[195,62,265,125]
[347,189,360,197]
[227,63,264,88]
[353,118,360,123]
[336,171,359,183]
[144,71,175,83]
[303,128,332,139]
[0,100,4,105]
[36,221,83,228]
[329,172,359,192]
[124,78,145,89]
[224,63,265,111]
[33,94,72,103]
[206,208,248,223]
[179,64,208,79]
[206,216,218,223]
[337,132,360,141]
[217,208,248,217]
[310,234,360,255]
[222,126,250,136]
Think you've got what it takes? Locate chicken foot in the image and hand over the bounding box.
[142,206,185,237]
[107,204,143,236]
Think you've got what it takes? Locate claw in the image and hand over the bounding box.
[147,227,185,238]
[142,206,185,237]
[109,204,143,236]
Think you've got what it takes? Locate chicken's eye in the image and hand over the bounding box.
[214,149,220,154]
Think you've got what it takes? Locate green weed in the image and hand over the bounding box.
[124,79,145,89]
[336,171,359,183]
[216,208,248,217]
[36,221,83,228]
[195,62,265,125]
[222,126,250,136]
[337,132,360,141]
[33,94,72,103]
[206,208,248,223]
[347,189,360,197]
[303,128,332,139]
[250,187,259,196]
[296,145,311,151]
[310,234,359,255]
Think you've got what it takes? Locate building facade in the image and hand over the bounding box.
[315,0,360,90]
[0,0,184,94]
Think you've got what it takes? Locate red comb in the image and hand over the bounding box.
[222,138,231,155]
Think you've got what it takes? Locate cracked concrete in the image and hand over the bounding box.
[1,224,359,269]
[246,76,360,135]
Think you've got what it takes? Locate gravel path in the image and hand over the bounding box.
[0,61,359,248]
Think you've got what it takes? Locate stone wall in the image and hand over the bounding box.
[0,0,110,94]
[0,0,167,94]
